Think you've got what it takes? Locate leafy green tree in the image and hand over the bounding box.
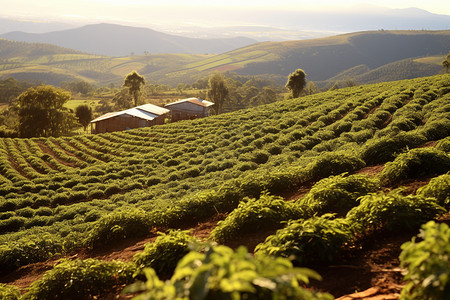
[0,77,35,104]
[207,72,229,114]
[15,85,77,138]
[75,105,93,131]
[60,80,95,96]
[123,71,145,107]
[305,81,318,95]
[112,88,133,110]
[285,68,307,98]
[443,52,450,73]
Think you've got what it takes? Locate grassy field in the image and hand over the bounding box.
[0,74,448,299]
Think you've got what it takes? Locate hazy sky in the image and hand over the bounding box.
[2,0,449,27]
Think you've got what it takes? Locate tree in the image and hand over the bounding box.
[285,69,307,98]
[207,72,229,114]
[15,85,77,137]
[443,52,450,73]
[305,81,318,95]
[112,88,133,110]
[123,71,145,107]
[75,105,93,131]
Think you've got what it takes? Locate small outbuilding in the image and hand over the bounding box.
[91,103,170,133]
[164,97,214,122]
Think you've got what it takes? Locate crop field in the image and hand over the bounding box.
[0,74,449,299]
[0,52,210,86]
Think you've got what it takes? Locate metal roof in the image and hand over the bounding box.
[91,104,169,123]
[165,97,214,108]
[135,103,170,115]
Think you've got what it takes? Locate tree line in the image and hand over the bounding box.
[0,67,312,138]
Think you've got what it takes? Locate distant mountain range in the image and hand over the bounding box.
[1,6,449,45]
[0,23,257,56]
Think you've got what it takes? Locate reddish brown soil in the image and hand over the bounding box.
[37,142,76,167]
[355,164,385,177]
[311,230,413,298]
[0,157,444,299]
[7,155,30,179]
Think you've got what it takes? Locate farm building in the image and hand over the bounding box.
[91,103,170,133]
[165,97,214,121]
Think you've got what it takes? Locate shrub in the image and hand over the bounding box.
[0,234,65,276]
[360,132,427,165]
[146,176,161,187]
[0,283,20,300]
[417,173,450,209]
[380,148,450,185]
[85,209,151,248]
[419,119,450,140]
[104,185,122,196]
[0,216,26,233]
[255,214,352,265]
[133,230,199,278]
[125,245,333,300]
[251,150,270,164]
[307,152,365,181]
[22,259,135,300]
[400,221,450,300]
[346,191,445,235]
[299,174,379,216]
[210,193,305,243]
[436,137,450,153]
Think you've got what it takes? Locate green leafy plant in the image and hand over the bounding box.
[0,283,20,300]
[400,221,450,300]
[255,214,352,265]
[299,174,379,216]
[125,245,333,300]
[360,131,427,165]
[417,173,450,209]
[22,258,136,300]
[307,152,365,181]
[85,209,151,248]
[380,148,450,185]
[346,191,446,235]
[209,193,305,243]
[133,230,199,279]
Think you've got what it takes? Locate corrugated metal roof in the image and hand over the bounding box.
[91,104,169,123]
[165,97,214,108]
[136,103,170,115]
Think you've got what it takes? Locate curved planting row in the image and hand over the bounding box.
[0,74,448,277]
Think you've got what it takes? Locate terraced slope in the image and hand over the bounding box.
[0,74,449,299]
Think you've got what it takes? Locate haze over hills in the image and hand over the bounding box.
[1,6,449,42]
[0,30,448,86]
[0,23,257,56]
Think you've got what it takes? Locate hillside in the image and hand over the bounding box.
[1,23,257,56]
[170,30,450,81]
[0,74,449,298]
[0,38,210,85]
[0,38,83,59]
[323,58,443,86]
[0,30,448,87]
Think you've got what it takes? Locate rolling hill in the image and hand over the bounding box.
[0,30,448,87]
[1,23,257,56]
[173,30,450,81]
[0,38,210,86]
[0,74,449,299]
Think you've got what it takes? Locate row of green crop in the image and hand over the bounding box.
[0,74,448,274]
[3,162,448,299]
